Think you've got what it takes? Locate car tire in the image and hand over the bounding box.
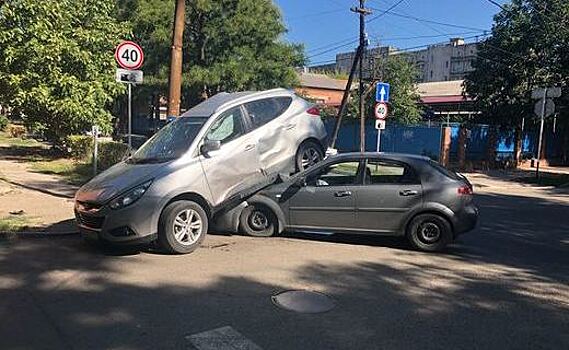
[158,200,208,254]
[406,214,452,252]
[239,204,277,237]
[295,140,324,172]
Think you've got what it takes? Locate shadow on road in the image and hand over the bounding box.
[0,191,567,349]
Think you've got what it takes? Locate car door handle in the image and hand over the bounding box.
[284,123,296,130]
[334,190,352,198]
[399,189,418,196]
[244,144,255,151]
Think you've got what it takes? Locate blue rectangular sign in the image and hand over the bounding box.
[375,82,390,103]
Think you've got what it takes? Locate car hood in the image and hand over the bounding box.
[75,161,162,204]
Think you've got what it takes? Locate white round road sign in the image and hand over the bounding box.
[375,102,388,120]
[115,41,144,70]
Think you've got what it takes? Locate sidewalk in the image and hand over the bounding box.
[0,150,79,234]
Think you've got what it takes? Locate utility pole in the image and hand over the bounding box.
[330,1,371,151]
[167,0,185,118]
[354,0,371,152]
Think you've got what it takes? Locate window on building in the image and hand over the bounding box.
[445,61,449,68]
[430,71,433,78]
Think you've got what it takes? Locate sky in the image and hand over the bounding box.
[273,0,508,66]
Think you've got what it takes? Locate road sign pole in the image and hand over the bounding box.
[128,83,132,149]
[376,129,381,152]
[536,87,547,180]
[92,126,98,176]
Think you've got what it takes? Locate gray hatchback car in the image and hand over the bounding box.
[75,88,327,253]
[233,152,478,252]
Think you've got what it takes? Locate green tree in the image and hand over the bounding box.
[464,0,569,163]
[182,0,305,103]
[348,54,422,124]
[0,0,129,144]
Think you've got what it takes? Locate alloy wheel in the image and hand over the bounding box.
[172,209,203,246]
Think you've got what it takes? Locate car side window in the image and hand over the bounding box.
[307,161,360,187]
[365,160,420,184]
[205,107,245,145]
[244,97,292,128]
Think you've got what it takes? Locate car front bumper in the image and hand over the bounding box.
[74,196,159,244]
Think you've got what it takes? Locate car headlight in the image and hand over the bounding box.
[109,180,152,210]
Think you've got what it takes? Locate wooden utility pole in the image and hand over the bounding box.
[329,1,371,151]
[167,0,186,118]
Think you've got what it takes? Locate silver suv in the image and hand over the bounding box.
[75,88,327,253]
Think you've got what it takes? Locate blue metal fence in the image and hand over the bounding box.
[324,118,550,162]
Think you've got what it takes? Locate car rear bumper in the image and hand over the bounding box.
[453,203,479,236]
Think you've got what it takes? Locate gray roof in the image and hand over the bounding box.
[181,91,255,117]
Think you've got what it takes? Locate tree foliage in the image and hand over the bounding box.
[348,54,422,125]
[465,0,569,129]
[116,0,304,108]
[183,0,304,102]
[0,0,129,143]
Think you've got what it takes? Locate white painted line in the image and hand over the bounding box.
[186,326,262,350]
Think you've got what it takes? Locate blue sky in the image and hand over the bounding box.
[273,0,507,66]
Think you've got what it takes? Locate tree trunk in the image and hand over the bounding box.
[486,126,498,169]
[513,125,522,168]
[457,125,467,170]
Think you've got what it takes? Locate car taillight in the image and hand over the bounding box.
[458,185,473,195]
[306,107,320,117]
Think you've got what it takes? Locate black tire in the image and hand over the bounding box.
[406,214,452,252]
[295,140,324,172]
[239,204,277,237]
[158,200,208,254]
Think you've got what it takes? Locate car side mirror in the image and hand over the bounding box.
[200,140,221,156]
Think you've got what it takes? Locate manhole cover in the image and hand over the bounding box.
[271,290,335,313]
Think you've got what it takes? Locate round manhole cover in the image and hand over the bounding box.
[272,290,335,313]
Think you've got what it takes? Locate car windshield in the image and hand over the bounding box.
[129,117,208,163]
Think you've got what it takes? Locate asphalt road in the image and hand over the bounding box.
[1,186,568,350]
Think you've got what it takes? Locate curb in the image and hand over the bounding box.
[0,230,79,240]
[0,178,76,199]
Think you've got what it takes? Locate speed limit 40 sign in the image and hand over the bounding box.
[374,102,388,120]
[115,41,144,70]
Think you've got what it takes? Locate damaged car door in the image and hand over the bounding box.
[244,96,294,174]
[199,105,264,206]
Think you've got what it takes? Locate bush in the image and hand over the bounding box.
[97,141,129,170]
[7,124,26,138]
[0,115,8,131]
[66,135,94,160]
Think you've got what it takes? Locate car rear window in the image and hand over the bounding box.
[429,160,462,180]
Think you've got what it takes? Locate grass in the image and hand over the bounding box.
[0,131,42,148]
[30,159,93,186]
[0,215,35,232]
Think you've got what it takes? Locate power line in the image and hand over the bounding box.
[366,0,405,23]
[368,8,488,31]
[307,39,360,59]
[287,8,345,21]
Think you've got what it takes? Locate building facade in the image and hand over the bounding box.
[310,38,478,83]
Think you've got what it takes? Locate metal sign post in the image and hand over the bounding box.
[128,83,132,149]
[532,87,559,180]
[536,88,547,180]
[92,125,99,176]
[115,41,144,151]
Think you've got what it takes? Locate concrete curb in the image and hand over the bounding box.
[0,178,76,199]
[0,230,79,240]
